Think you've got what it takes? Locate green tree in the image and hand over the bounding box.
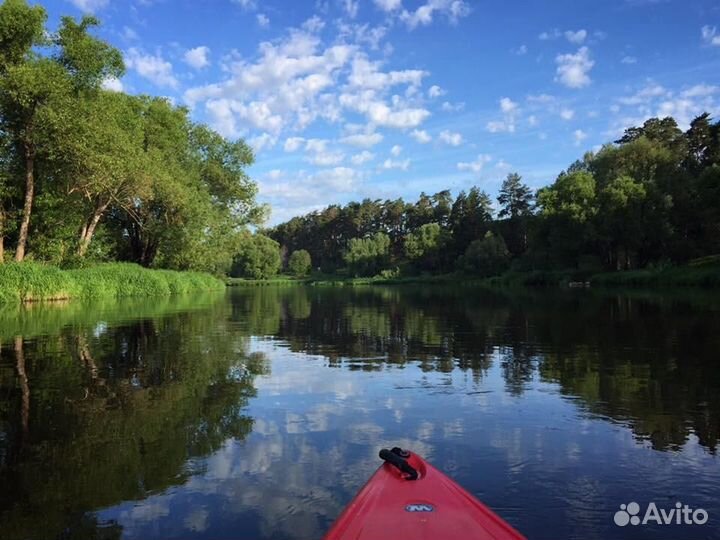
[498,173,533,219]
[344,232,390,277]
[287,249,312,277]
[458,231,510,276]
[0,5,123,261]
[231,233,281,279]
[450,187,494,256]
[536,170,597,265]
[61,91,148,257]
[597,175,647,269]
[404,222,449,271]
[497,172,533,255]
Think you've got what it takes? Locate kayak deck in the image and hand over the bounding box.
[323,448,526,540]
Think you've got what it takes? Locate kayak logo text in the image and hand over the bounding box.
[405,504,434,513]
[614,502,708,527]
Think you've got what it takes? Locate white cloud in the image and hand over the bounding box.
[102,77,124,92]
[185,27,354,135]
[302,16,326,33]
[500,97,518,113]
[495,159,511,171]
[526,93,555,104]
[259,167,363,222]
[611,83,719,131]
[374,0,402,11]
[300,138,345,166]
[617,83,667,105]
[125,48,178,88]
[383,158,410,170]
[340,131,384,147]
[457,154,492,174]
[343,0,359,18]
[487,97,519,133]
[248,132,278,153]
[701,25,720,46]
[410,129,431,143]
[232,0,257,10]
[390,144,402,156]
[439,129,463,146]
[351,150,375,164]
[184,46,211,69]
[656,96,719,130]
[428,84,445,98]
[564,29,587,44]
[573,129,587,146]
[681,84,718,98]
[527,114,538,126]
[68,0,108,12]
[513,44,528,55]
[560,108,575,120]
[621,55,637,64]
[539,28,561,40]
[257,13,270,28]
[340,92,430,128]
[399,0,471,30]
[284,137,305,152]
[347,54,427,90]
[441,101,465,112]
[310,151,345,166]
[555,46,594,88]
[121,26,139,41]
[337,22,388,50]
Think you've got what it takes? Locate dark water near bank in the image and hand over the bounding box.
[1,286,719,540]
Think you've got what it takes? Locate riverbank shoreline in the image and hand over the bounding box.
[0,262,224,305]
[226,260,720,288]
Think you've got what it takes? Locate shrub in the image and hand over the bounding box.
[458,232,511,277]
[230,234,282,279]
[343,232,391,277]
[287,249,312,277]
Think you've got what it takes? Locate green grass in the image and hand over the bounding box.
[226,275,309,286]
[0,262,224,305]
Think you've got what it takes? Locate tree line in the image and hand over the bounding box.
[0,0,263,273]
[264,114,720,278]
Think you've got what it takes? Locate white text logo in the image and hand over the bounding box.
[614,502,708,527]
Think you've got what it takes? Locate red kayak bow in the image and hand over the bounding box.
[323,448,526,540]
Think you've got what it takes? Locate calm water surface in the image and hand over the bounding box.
[0,286,719,540]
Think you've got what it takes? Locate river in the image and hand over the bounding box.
[0,285,718,539]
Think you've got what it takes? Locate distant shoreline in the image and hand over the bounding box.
[226,260,720,289]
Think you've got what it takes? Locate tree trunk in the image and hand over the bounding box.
[0,207,5,263]
[15,147,35,262]
[15,337,30,448]
[77,200,110,257]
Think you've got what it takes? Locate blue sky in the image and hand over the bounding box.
[43,0,720,224]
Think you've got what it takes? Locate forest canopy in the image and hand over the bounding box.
[268,114,720,278]
[0,0,264,274]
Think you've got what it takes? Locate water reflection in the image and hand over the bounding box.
[233,286,720,454]
[0,285,719,540]
[0,294,266,540]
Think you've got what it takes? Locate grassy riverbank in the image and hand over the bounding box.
[0,262,224,304]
